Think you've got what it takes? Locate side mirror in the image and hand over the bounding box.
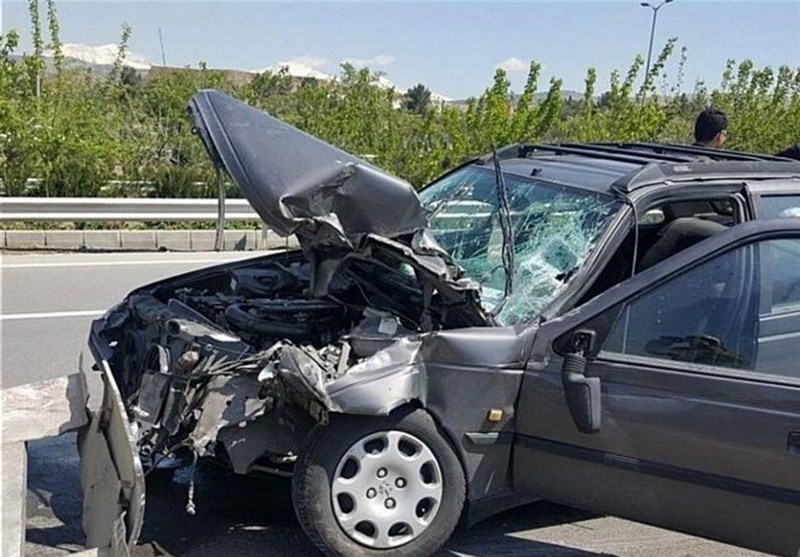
[561,330,601,434]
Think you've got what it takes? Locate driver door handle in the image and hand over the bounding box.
[788,432,800,455]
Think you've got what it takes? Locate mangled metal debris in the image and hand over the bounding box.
[79,368,145,555]
[89,251,478,481]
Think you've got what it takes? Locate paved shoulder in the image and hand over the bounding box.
[24,434,764,557]
[1,251,263,389]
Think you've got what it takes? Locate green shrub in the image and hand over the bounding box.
[1,3,798,197]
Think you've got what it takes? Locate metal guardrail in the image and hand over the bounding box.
[4,178,229,197]
[0,197,485,224]
[0,197,259,221]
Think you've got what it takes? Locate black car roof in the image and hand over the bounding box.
[478,143,800,194]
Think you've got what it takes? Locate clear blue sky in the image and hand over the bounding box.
[2,0,799,98]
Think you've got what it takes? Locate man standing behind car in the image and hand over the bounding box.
[693,108,728,148]
[776,143,800,160]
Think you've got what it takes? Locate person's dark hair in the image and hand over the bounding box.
[694,108,728,143]
[776,143,800,161]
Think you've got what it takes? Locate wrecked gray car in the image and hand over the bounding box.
[88,90,800,557]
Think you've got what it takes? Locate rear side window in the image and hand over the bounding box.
[756,239,800,376]
[761,196,800,219]
[761,239,800,314]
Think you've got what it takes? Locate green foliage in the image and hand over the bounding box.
[108,22,132,85]
[1,4,798,199]
[45,0,63,75]
[460,64,562,153]
[403,84,432,115]
[710,60,800,153]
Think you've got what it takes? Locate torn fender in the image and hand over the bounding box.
[314,325,535,417]
[297,325,536,507]
[277,337,425,415]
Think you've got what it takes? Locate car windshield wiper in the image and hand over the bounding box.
[424,179,475,222]
[489,149,515,316]
[422,158,483,221]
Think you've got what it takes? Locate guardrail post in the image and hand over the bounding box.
[261,222,269,249]
[214,170,225,252]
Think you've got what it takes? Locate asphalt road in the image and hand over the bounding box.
[1,250,260,389]
[3,251,765,557]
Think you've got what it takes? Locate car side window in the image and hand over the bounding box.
[601,244,759,370]
[756,239,800,376]
[595,238,800,380]
[761,239,800,314]
[761,196,800,219]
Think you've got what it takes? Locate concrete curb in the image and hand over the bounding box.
[156,230,191,250]
[4,231,46,249]
[1,443,27,557]
[2,229,298,251]
[83,230,122,250]
[2,375,90,557]
[120,230,156,250]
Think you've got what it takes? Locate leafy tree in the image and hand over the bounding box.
[45,0,63,75]
[1,1,798,200]
[403,84,431,115]
[119,65,142,90]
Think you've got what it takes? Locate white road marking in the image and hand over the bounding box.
[0,310,105,321]
[1,257,256,269]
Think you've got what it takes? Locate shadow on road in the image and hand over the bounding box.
[441,502,612,557]
[137,461,312,557]
[25,434,86,554]
[136,461,611,557]
[25,436,613,557]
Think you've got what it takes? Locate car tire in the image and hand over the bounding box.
[293,407,466,557]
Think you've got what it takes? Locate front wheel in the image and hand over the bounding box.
[293,408,466,557]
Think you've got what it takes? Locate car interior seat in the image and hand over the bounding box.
[638,217,728,271]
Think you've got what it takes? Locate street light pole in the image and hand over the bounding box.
[641,0,675,87]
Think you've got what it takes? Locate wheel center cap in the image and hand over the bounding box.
[377,481,392,497]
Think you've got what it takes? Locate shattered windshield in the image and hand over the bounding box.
[419,165,621,325]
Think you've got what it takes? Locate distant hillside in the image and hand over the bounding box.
[449,89,588,107]
[16,45,453,102]
[57,43,151,69]
[9,52,149,79]
[14,45,582,105]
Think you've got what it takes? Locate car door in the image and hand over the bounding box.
[749,183,800,377]
[748,179,800,221]
[513,219,800,557]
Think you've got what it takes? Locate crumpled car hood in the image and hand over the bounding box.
[188,89,428,249]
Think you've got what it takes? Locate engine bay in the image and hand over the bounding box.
[99,244,488,475]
